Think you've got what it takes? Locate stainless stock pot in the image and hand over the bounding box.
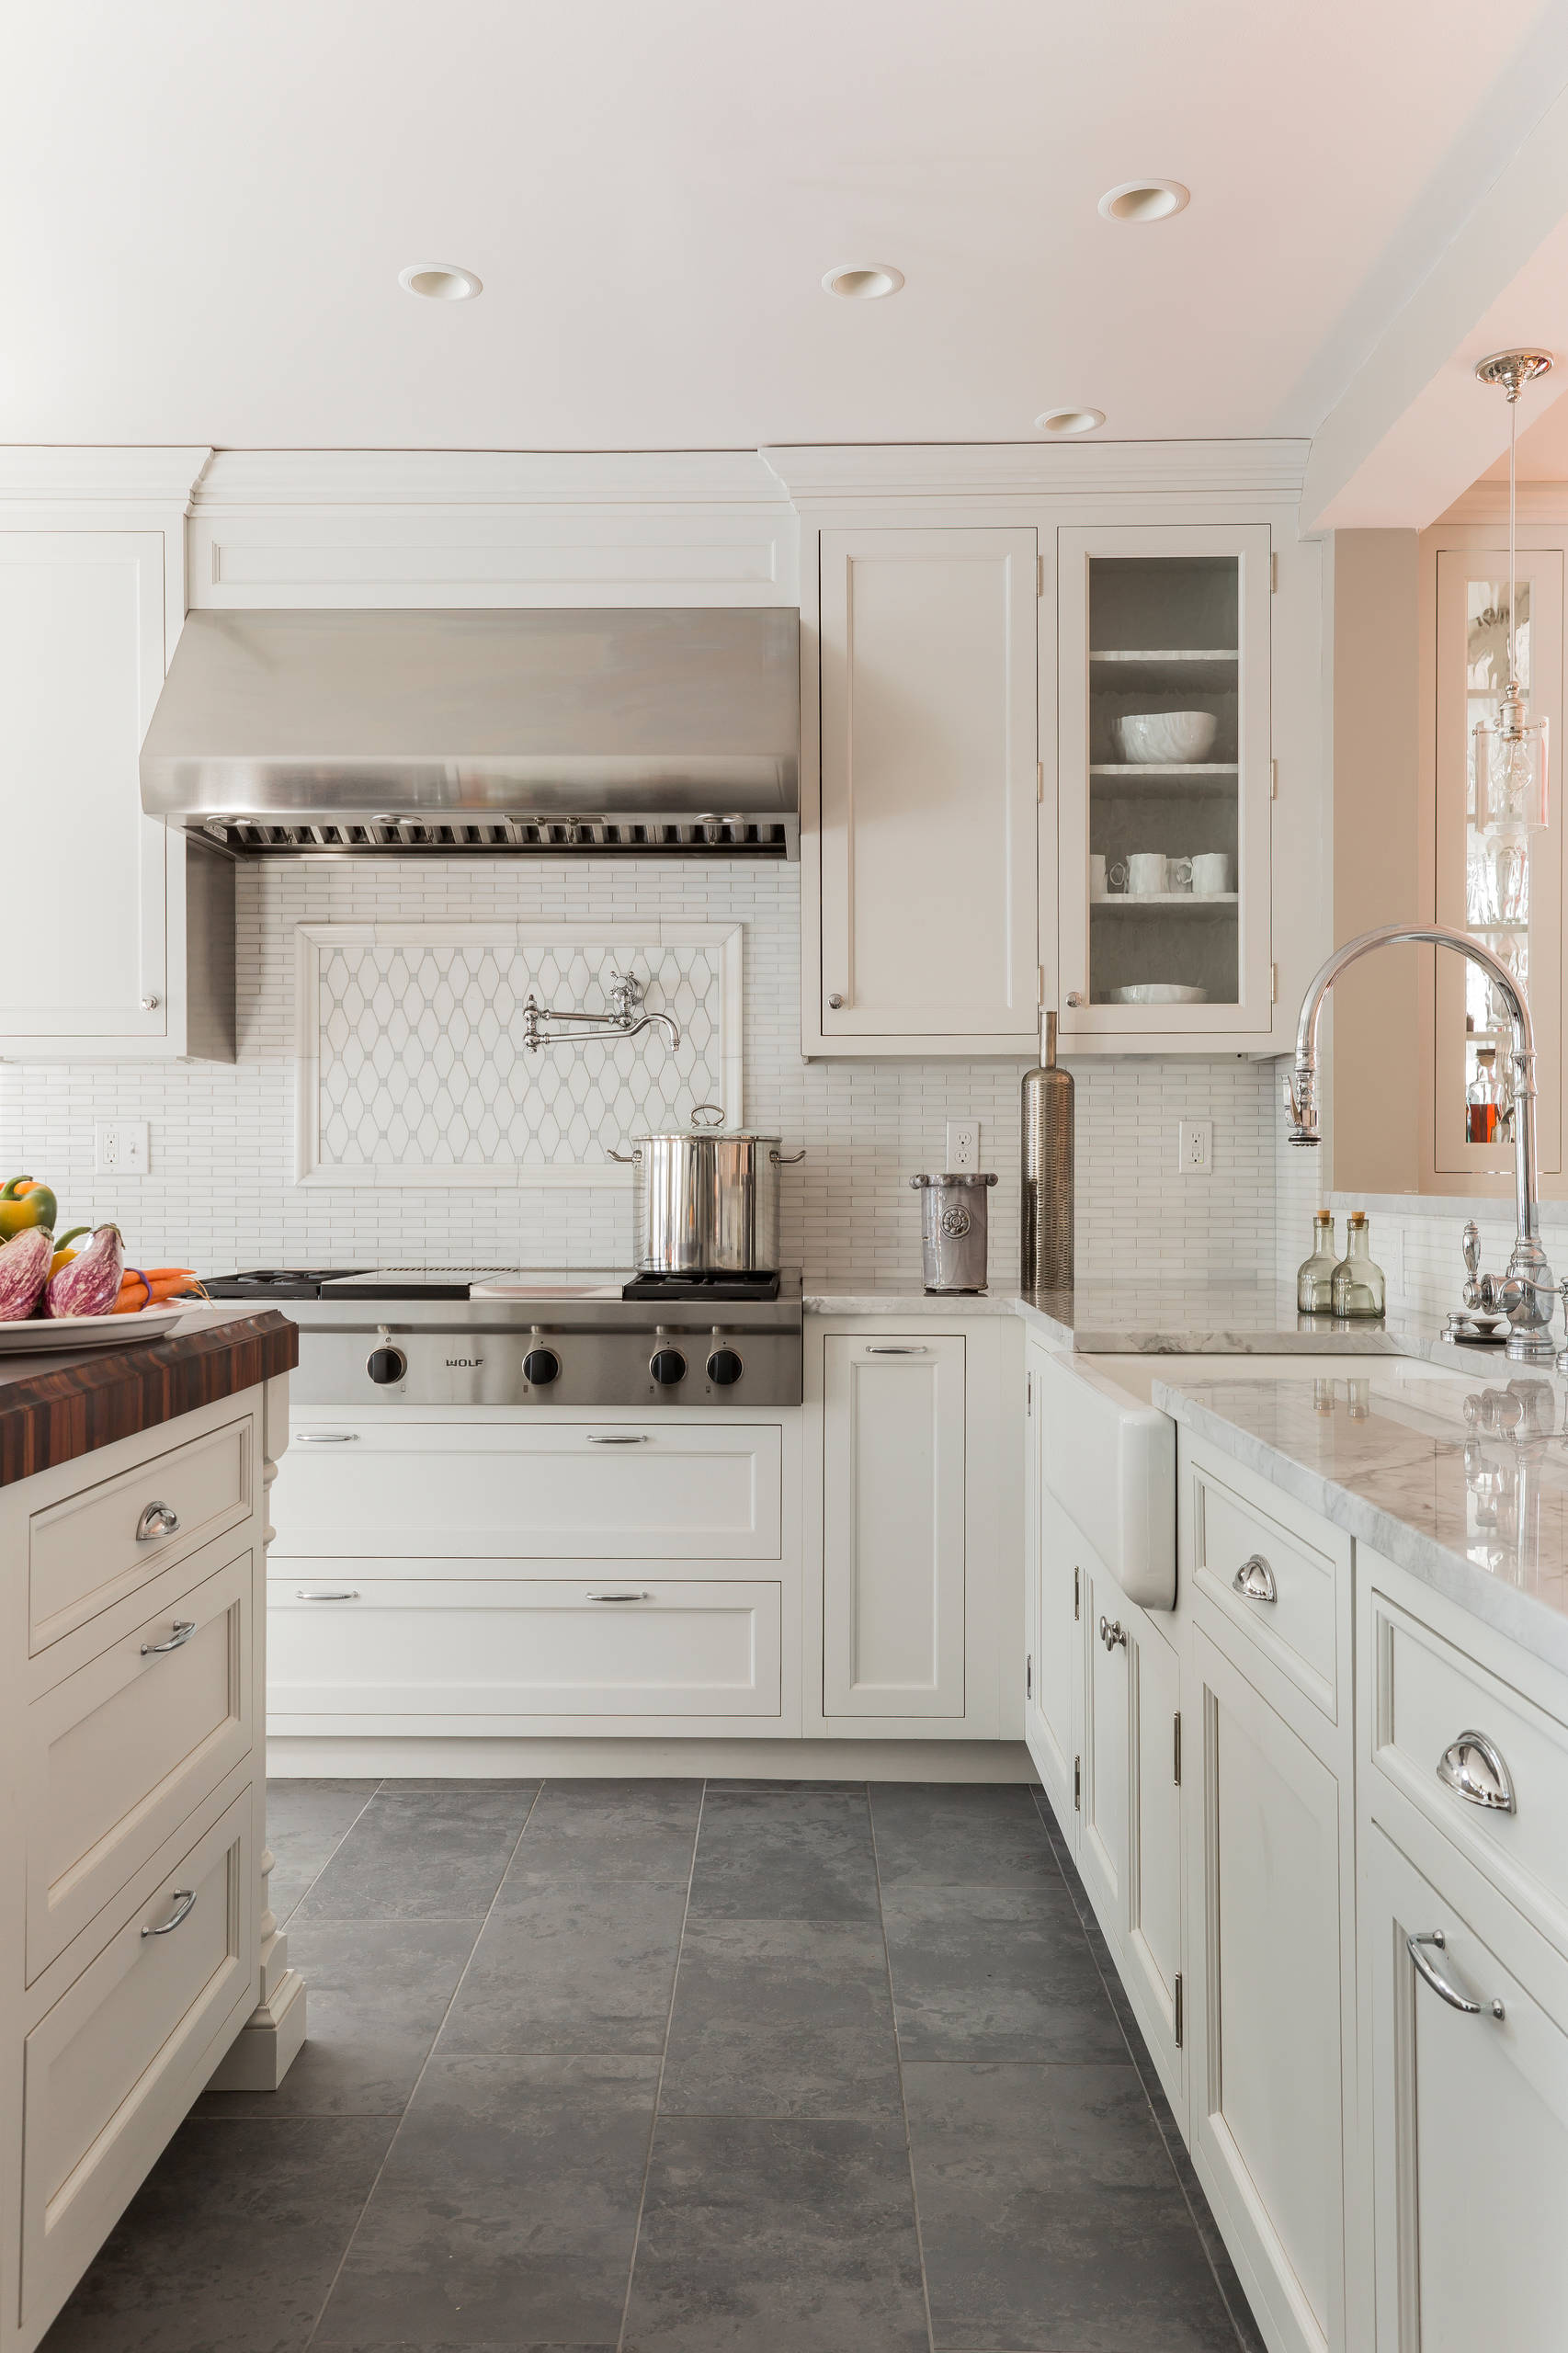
[612,1104,805,1273]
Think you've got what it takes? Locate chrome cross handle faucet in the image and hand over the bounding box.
[1285,924,1555,1363]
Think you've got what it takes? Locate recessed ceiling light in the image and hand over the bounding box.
[1036,407,1105,436]
[1097,179,1189,223]
[398,261,483,302]
[821,262,904,301]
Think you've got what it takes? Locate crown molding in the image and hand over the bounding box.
[0,446,212,506]
[194,448,789,509]
[759,438,1311,505]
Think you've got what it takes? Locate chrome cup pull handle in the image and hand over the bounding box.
[1407,1929,1505,2019]
[141,1619,197,1656]
[135,1500,180,1541]
[142,1888,197,1938]
[1437,1730,1517,1813]
[1233,1554,1278,1604]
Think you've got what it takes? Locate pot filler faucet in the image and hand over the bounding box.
[1284,924,1556,1363]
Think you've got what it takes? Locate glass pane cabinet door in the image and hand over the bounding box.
[1434,547,1563,1177]
[1058,525,1273,1037]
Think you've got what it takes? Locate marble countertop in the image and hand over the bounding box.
[1154,1359,1568,1676]
[803,1276,1405,1352]
[801,1280,1018,1316]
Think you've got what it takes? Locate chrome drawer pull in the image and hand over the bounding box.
[1437,1730,1517,1814]
[868,1345,928,1356]
[1407,1929,1505,2019]
[135,1500,180,1541]
[1233,1554,1278,1604]
[296,1431,359,1444]
[587,1589,653,1603]
[587,1434,649,1444]
[1098,1615,1128,1652]
[141,1618,197,1656]
[142,1889,197,1938]
[297,1588,359,1602]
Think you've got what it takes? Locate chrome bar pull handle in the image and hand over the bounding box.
[140,1619,197,1656]
[868,1345,928,1356]
[1407,1929,1505,2019]
[135,1500,180,1541]
[586,1434,649,1444]
[295,1432,359,1444]
[1233,1554,1278,1604]
[586,1589,653,1603]
[142,1889,197,1938]
[1437,1730,1517,1813]
[297,1588,359,1602]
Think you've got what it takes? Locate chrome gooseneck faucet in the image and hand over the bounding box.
[1283,924,1555,1362]
[517,969,681,1056]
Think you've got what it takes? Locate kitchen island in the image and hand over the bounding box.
[0,1305,301,2353]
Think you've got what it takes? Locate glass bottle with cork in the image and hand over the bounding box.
[1331,1211,1386,1320]
[1296,1211,1338,1314]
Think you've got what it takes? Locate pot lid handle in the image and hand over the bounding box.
[689,1103,727,1128]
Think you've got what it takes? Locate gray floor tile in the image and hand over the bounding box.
[661,1917,902,2118]
[687,1788,879,1921]
[882,1885,1127,2063]
[487,1779,700,1908]
[437,1877,689,2055]
[199,1918,480,2118]
[313,2054,658,2348]
[40,2117,393,2353]
[872,1782,1063,1890]
[298,1784,537,1922]
[622,2115,928,2352]
[905,2061,1241,2353]
[265,1779,381,1923]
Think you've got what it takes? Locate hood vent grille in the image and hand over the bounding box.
[204,813,797,857]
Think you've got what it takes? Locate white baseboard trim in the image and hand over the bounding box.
[267,1734,1038,1782]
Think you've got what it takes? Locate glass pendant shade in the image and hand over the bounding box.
[1472,698,1550,833]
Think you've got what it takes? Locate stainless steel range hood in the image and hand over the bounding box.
[141,608,801,856]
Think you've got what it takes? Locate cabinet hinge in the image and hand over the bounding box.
[1037,758,1045,802]
[1175,1972,1184,2047]
[1074,1564,1081,1621]
[1269,551,1278,593]
[1038,552,1045,597]
[1270,961,1278,1004]
[1174,1711,1181,1787]
[1269,757,1278,801]
[1026,1372,1033,1416]
[1074,1754,1082,1811]
[1026,1653,1033,1699]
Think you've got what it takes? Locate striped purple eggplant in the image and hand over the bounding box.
[0,1226,52,1321]
[45,1223,124,1318]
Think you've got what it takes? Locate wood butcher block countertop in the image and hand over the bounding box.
[0,1306,298,1486]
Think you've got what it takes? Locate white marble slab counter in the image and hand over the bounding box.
[801,1280,1018,1316]
[1011,1281,1406,1355]
[1155,1358,1568,1676]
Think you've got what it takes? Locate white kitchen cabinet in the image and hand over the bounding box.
[1025,1350,1079,1824]
[1077,1552,1128,1927]
[812,526,1040,1052]
[1364,1818,1568,2353]
[0,516,233,1062]
[822,1333,967,1719]
[1124,1602,1184,2094]
[1058,523,1274,1044]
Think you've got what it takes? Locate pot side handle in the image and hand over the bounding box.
[771,1149,808,1164]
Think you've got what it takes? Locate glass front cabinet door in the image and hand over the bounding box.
[1431,540,1564,1183]
[1057,524,1273,1040]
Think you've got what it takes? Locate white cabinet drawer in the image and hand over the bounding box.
[1191,1458,1343,1720]
[21,1787,256,2343]
[272,1421,782,1561]
[24,1544,254,1982]
[28,1412,253,1654]
[1369,1586,1568,1941]
[268,1575,782,1720]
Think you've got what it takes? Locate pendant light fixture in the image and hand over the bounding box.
[1471,348,1554,832]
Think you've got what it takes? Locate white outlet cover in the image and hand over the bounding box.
[946,1119,980,1172]
[1176,1119,1213,1176]
[95,1120,150,1175]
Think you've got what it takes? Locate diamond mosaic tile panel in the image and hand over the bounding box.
[300,926,737,1186]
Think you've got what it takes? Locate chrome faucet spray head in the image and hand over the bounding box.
[1283,1063,1320,1146]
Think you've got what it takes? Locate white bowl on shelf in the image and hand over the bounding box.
[1107,983,1210,1005]
[1116,710,1218,764]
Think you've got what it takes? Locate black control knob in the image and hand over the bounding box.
[522,1347,561,1386]
[366,1345,407,1386]
[707,1347,744,1387]
[650,1347,688,1387]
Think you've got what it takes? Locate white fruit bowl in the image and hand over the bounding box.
[1108,983,1209,1006]
[1116,710,1219,763]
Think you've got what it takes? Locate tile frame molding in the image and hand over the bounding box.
[293,918,744,1190]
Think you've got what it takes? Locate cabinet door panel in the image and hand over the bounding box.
[1367,1822,1568,2353]
[1079,1560,1128,1922]
[1032,1485,1080,1825]
[823,1335,966,1717]
[818,527,1039,1042]
[0,531,168,1039]
[1128,1610,1182,2065]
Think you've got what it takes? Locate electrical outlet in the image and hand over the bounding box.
[95,1121,150,1176]
[947,1119,980,1172]
[1176,1119,1212,1176]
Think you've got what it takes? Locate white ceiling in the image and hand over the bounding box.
[6,0,1568,453]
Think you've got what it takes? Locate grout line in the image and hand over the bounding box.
[269,1776,385,1932]
[615,1777,706,2353]
[867,1787,938,2353]
[300,1777,542,2351]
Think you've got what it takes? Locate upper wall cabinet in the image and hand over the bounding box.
[812,527,1041,1053]
[1057,524,1274,1043]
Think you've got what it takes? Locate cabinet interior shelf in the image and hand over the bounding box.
[1090,763,1238,788]
[1092,892,1239,912]
[1089,649,1239,662]
[1088,651,1240,690]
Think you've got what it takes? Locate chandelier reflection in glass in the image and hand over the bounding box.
[1471,348,1554,833]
